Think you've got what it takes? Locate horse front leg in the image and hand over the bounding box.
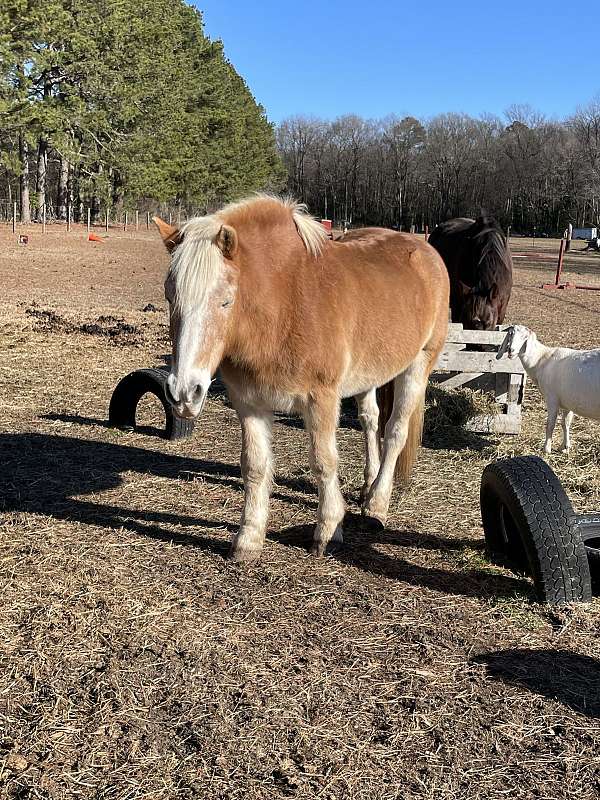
[304,391,345,557]
[229,406,274,562]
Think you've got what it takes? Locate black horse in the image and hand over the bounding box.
[428,216,513,330]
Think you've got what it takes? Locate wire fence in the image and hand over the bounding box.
[0,199,203,233]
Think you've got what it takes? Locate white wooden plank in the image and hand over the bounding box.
[434,372,484,391]
[445,329,508,345]
[447,323,511,332]
[435,350,525,374]
[465,413,522,434]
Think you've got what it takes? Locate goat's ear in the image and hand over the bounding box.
[216,225,238,260]
[496,326,513,360]
[458,280,472,297]
[489,283,499,301]
[153,216,181,253]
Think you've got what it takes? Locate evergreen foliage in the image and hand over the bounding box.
[0,0,284,220]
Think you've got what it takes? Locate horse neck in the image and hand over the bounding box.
[224,250,297,369]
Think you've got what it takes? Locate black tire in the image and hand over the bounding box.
[108,367,195,441]
[480,456,592,605]
[575,515,600,582]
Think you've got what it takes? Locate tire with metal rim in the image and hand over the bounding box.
[480,456,592,605]
[108,367,195,441]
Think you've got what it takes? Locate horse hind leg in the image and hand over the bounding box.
[363,350,430,530]
[355,387,381,504]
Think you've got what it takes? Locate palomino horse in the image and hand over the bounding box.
[428,216,513,330]
[154,196,449,561]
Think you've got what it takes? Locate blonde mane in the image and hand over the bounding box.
[218,193,328,258]
[170,195,327,312]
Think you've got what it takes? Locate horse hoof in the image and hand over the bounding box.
[310,540,342,557]
[228,545,262,563]
[310,542,326,557]
[360,512,386,533]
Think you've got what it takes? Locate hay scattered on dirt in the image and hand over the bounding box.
[0,229,599,799]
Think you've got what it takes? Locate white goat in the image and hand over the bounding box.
[497,324,600,453]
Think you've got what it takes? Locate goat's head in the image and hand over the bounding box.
[496,324,532,360]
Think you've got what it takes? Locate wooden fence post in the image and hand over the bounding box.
[42,204,46,234]
[67,204,72,232]
[146,211,150,230]
[12,201,17,234]
[105,209,109,233]
[124,211,128,232]
[554,238,566,286]
[135,210,139,231]
[87,207,91,234]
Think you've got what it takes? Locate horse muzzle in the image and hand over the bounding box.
[165,373,209,419]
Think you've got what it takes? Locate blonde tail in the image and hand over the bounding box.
[395,390,425,483]
[376,381,425,484]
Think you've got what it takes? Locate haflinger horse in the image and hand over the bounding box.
[428,215,513,331]
[154,195,449,561]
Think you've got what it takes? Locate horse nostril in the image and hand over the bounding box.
[194,384,204,398]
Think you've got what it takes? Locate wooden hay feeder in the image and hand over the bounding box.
[431,324,526,434]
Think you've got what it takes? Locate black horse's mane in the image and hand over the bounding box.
[471,216,510,289]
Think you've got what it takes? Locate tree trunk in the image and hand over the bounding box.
[36,136,48,222]
[57,157,70,220]
[19,134,31,224]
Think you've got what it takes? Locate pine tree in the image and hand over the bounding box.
[0,0,284,219]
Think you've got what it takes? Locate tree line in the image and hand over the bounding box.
[0,0,284,223]
[276,102,600,235]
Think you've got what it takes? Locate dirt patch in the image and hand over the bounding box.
[0,226,599,800]
[23,305,167,348]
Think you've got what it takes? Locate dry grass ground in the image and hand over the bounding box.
[0,224,599,800]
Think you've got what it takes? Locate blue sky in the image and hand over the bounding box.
[194,0,599,124]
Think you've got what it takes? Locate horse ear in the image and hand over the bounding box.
[216,225,238,260]
[153,216,180,253]
[458,280,472,296]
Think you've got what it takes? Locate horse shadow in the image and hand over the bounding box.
[0,432,315,558]
[473,649,600,718]
[1,432,525,601]
[273,519,532,601]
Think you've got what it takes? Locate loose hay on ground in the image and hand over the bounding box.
[0,228,599,800]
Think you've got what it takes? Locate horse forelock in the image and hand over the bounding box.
[169,196,327,312]
[170,216,224,313]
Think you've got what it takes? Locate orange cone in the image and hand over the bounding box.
[88,233,104,243]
